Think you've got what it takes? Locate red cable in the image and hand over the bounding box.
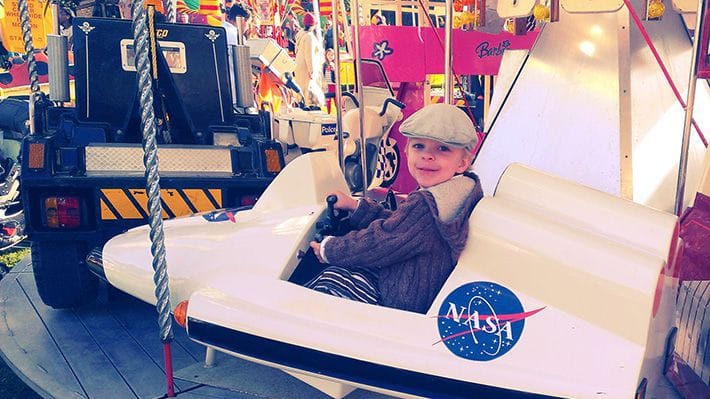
[163,343,175,397]
[623,0,708,146]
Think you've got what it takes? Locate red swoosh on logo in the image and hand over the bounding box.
[432,307,546,346]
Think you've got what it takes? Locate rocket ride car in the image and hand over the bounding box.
[97,150,680,399]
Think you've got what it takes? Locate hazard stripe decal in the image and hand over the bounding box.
[101,189,144,219]
[99,198,118,220]
[161,189,192,217]
[100,188,223,220]
[183,189,221,213]
[124,189,157,219]
[208,189,221,207]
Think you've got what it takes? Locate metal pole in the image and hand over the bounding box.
[332,0,345,171]
[444,0,453,104]
[339,0,352,57]
[352,0,367,196]
[313,0,322,41]
[204,347,216,368]
[236,16,246,45]
[674,0,707,216]
[51,3,60,35]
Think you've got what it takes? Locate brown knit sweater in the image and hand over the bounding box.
[323,173,483,313]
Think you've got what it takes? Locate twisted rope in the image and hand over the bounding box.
[165,0,176,23]
[131,0,173,344]
[17,0,40,134]
[17,0,40,96]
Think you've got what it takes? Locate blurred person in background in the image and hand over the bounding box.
[282,12,300,54]
[224,3,251,44]
[294,12,324,107]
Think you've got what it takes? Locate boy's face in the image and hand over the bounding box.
[406,138,472,188]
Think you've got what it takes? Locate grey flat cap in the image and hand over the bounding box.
[399,103,477,151]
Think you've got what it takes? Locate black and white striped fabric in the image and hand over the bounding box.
[305,266,380,305]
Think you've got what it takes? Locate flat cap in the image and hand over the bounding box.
[399,103,477,151]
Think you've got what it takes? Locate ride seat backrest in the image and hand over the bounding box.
[344,87,401,127]
[340,106,387,150]
[448,163,678,347]
[363,87,403,128]
[251,151,349,214]
[493,164,677,259]
[362,87,398,121]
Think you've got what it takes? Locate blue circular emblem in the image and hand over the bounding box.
[437,282,526,361]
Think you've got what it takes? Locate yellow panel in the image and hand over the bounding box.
[100,199,118,220]
[160,189,193,217]
[428,74,444,88]
[0,0,54,52]
[101,189,143,219]
[183,189,219,212]
[129,189,169,219]
[339,61,355,86]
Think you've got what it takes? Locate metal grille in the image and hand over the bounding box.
[85,145,233,174]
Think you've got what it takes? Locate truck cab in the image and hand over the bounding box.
[21,17,284,308]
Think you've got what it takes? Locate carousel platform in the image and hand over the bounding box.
[0,252,697,399]
[0,258,396,399]
[0,255,691,399]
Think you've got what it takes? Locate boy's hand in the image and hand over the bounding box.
[310,241,324,262]
[330,190,358,211]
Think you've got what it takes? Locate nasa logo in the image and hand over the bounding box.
[435,282,544,361]
[202,208,237,223]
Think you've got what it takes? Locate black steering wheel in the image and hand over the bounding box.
[314,195,350,242]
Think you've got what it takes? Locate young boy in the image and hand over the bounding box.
[305,103,484,313]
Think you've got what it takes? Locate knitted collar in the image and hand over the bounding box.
[424,174,476,223]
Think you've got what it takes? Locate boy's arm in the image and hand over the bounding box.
[324,193,433,269]
[348,197,392,229]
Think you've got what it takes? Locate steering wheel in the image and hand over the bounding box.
[314,195,350,242]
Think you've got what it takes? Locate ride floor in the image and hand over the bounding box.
[0,258,398,399]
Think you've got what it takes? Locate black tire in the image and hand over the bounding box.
[32,241,98,308]
[377,138,400,188]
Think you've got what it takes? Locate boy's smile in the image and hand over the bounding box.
[406,138,472,188]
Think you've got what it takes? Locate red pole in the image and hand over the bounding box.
[163,343,176,397]
[623,0,708,146]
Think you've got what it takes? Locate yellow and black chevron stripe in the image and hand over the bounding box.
[99,188,222,220]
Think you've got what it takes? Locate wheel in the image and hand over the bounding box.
[32,241,98,308]
[662,327,677,374]
[375,138,400,188]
